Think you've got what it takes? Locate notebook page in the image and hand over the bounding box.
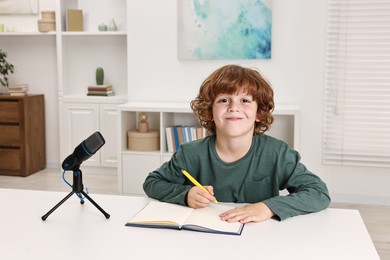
[129,201,194,225]
[183,203,242,233]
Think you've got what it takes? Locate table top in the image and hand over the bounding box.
[0,188,379,260]
[0,93,43,99]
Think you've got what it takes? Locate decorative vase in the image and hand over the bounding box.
[108,19,117,31]
[98,23,107,31]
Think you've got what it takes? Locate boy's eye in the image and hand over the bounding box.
[217,98,229,103]
[242,98,253,103]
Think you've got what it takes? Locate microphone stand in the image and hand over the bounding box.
[41,168,110,221]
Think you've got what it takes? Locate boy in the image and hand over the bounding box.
[143,64,330,223]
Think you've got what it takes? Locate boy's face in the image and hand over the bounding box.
[212,92,259,138]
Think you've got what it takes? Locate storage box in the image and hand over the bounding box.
[127,130,159,151]
[38,19,56,32]
[41,11,55,20]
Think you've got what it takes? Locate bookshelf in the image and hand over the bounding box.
[117,102,300,195]
[0,0,128,171]
[56,0,128,171]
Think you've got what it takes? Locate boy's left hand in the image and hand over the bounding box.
[219,202,275,223]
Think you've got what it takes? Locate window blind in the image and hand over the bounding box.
[323,0,390,167]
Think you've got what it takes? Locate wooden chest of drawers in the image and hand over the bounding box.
[0,94,45,176]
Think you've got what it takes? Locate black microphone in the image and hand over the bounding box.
[62,131,105,170]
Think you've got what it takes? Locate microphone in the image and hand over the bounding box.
[62,131,105,171]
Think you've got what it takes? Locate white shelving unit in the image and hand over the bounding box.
[117,102,300,195]
[55,0,128,172]
[1,0,128,172]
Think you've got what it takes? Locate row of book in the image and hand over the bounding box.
[8,84,30,96]
[165,126,207,152]
[87,84,114,96]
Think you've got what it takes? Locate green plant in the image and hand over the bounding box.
[96,67,104,85]
[0,49,14,87]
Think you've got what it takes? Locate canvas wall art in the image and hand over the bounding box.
[0,0,39,14]
[178,0,272,60]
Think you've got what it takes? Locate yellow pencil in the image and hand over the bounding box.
[181,169,218,204]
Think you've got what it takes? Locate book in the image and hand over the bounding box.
[87,90,114,95]
[165,127,174,153]
[88,88,113,92]
[67,9,83,31]
[177,126,184,145]
[87,92,114,96]
[9,92,28,96]
[8,84,30,96]
[87,84,114,97]
[8,84,29,91]
[165,125,208,152]
[172,126,180,151]
[196,127,205,140]
[125,201,244,236]
[88,84,113,91]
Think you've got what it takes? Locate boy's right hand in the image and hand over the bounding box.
[187,186,217,208]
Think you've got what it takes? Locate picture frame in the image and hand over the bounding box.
[178,0,272,60]
[0,0,39,14]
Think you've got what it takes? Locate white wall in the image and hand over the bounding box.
[127,0,390,205]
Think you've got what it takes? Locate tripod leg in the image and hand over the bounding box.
[41,191,75,221]
[81,191,110,219]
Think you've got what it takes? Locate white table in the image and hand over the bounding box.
[0,188,379,260]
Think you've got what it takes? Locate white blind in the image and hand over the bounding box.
[323,0,390,167]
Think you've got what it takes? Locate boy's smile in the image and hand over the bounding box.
[225,115,244,121]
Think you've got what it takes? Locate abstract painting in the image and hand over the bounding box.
[178,0,272,60]
[0,0,39,14]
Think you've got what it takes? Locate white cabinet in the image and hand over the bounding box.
[62,103,100,166]
[100,104,120,167]
[62,102,123,168]
[122,154,161,194]
[117,102,300,196]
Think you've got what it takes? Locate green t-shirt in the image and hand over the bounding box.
[143,134,330,221]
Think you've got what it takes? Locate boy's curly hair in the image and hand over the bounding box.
[190,64,274,135]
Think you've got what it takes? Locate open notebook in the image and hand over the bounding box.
[125,201,244,236]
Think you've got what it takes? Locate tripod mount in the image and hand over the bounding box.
[41,168,110,221]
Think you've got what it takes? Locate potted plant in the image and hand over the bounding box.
[0,49,15,92]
